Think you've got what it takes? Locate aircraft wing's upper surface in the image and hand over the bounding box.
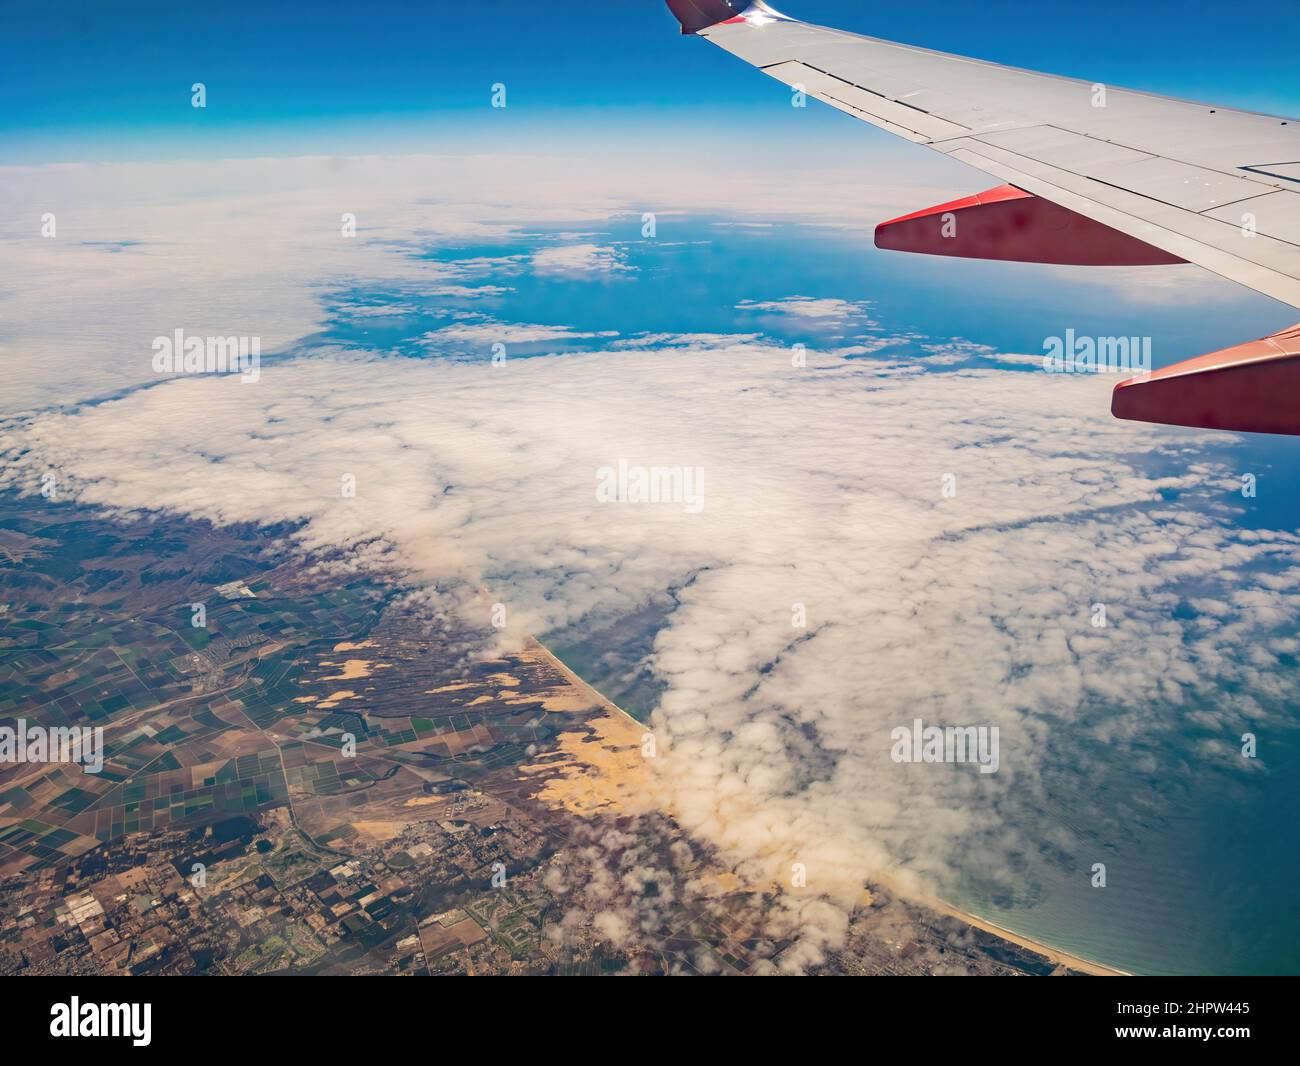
[685,2,1300,307]
[667,0,1300,435]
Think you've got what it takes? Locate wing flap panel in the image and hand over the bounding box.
[758,60,972,142]
[975,126,1157,170]
[1204,190,1300,246]
[1086,156,1274,213]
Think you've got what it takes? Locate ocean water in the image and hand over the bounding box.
[318,215,1300,975]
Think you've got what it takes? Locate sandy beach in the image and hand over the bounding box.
[529,636,1127,977]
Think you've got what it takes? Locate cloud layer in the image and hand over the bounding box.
[0,149,964,412]
[5,331,1298,920]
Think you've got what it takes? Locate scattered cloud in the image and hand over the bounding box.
[613,332,762,349]
[738,296,876,324]
[532,243,631,277]
[422,319,618,348]
[427,284,514,299]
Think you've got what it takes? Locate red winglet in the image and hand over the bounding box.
[665,0,752,33]
[1112,324,1300,435]
[875,184,1184,267]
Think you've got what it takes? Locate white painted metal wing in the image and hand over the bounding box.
[690,2,1300,308]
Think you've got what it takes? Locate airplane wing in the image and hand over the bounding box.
[666,0,1300,435]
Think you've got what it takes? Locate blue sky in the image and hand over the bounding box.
[3,0,1298,162]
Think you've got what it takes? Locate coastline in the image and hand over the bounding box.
[919,894,1127,976]
[531,636,1128,977]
